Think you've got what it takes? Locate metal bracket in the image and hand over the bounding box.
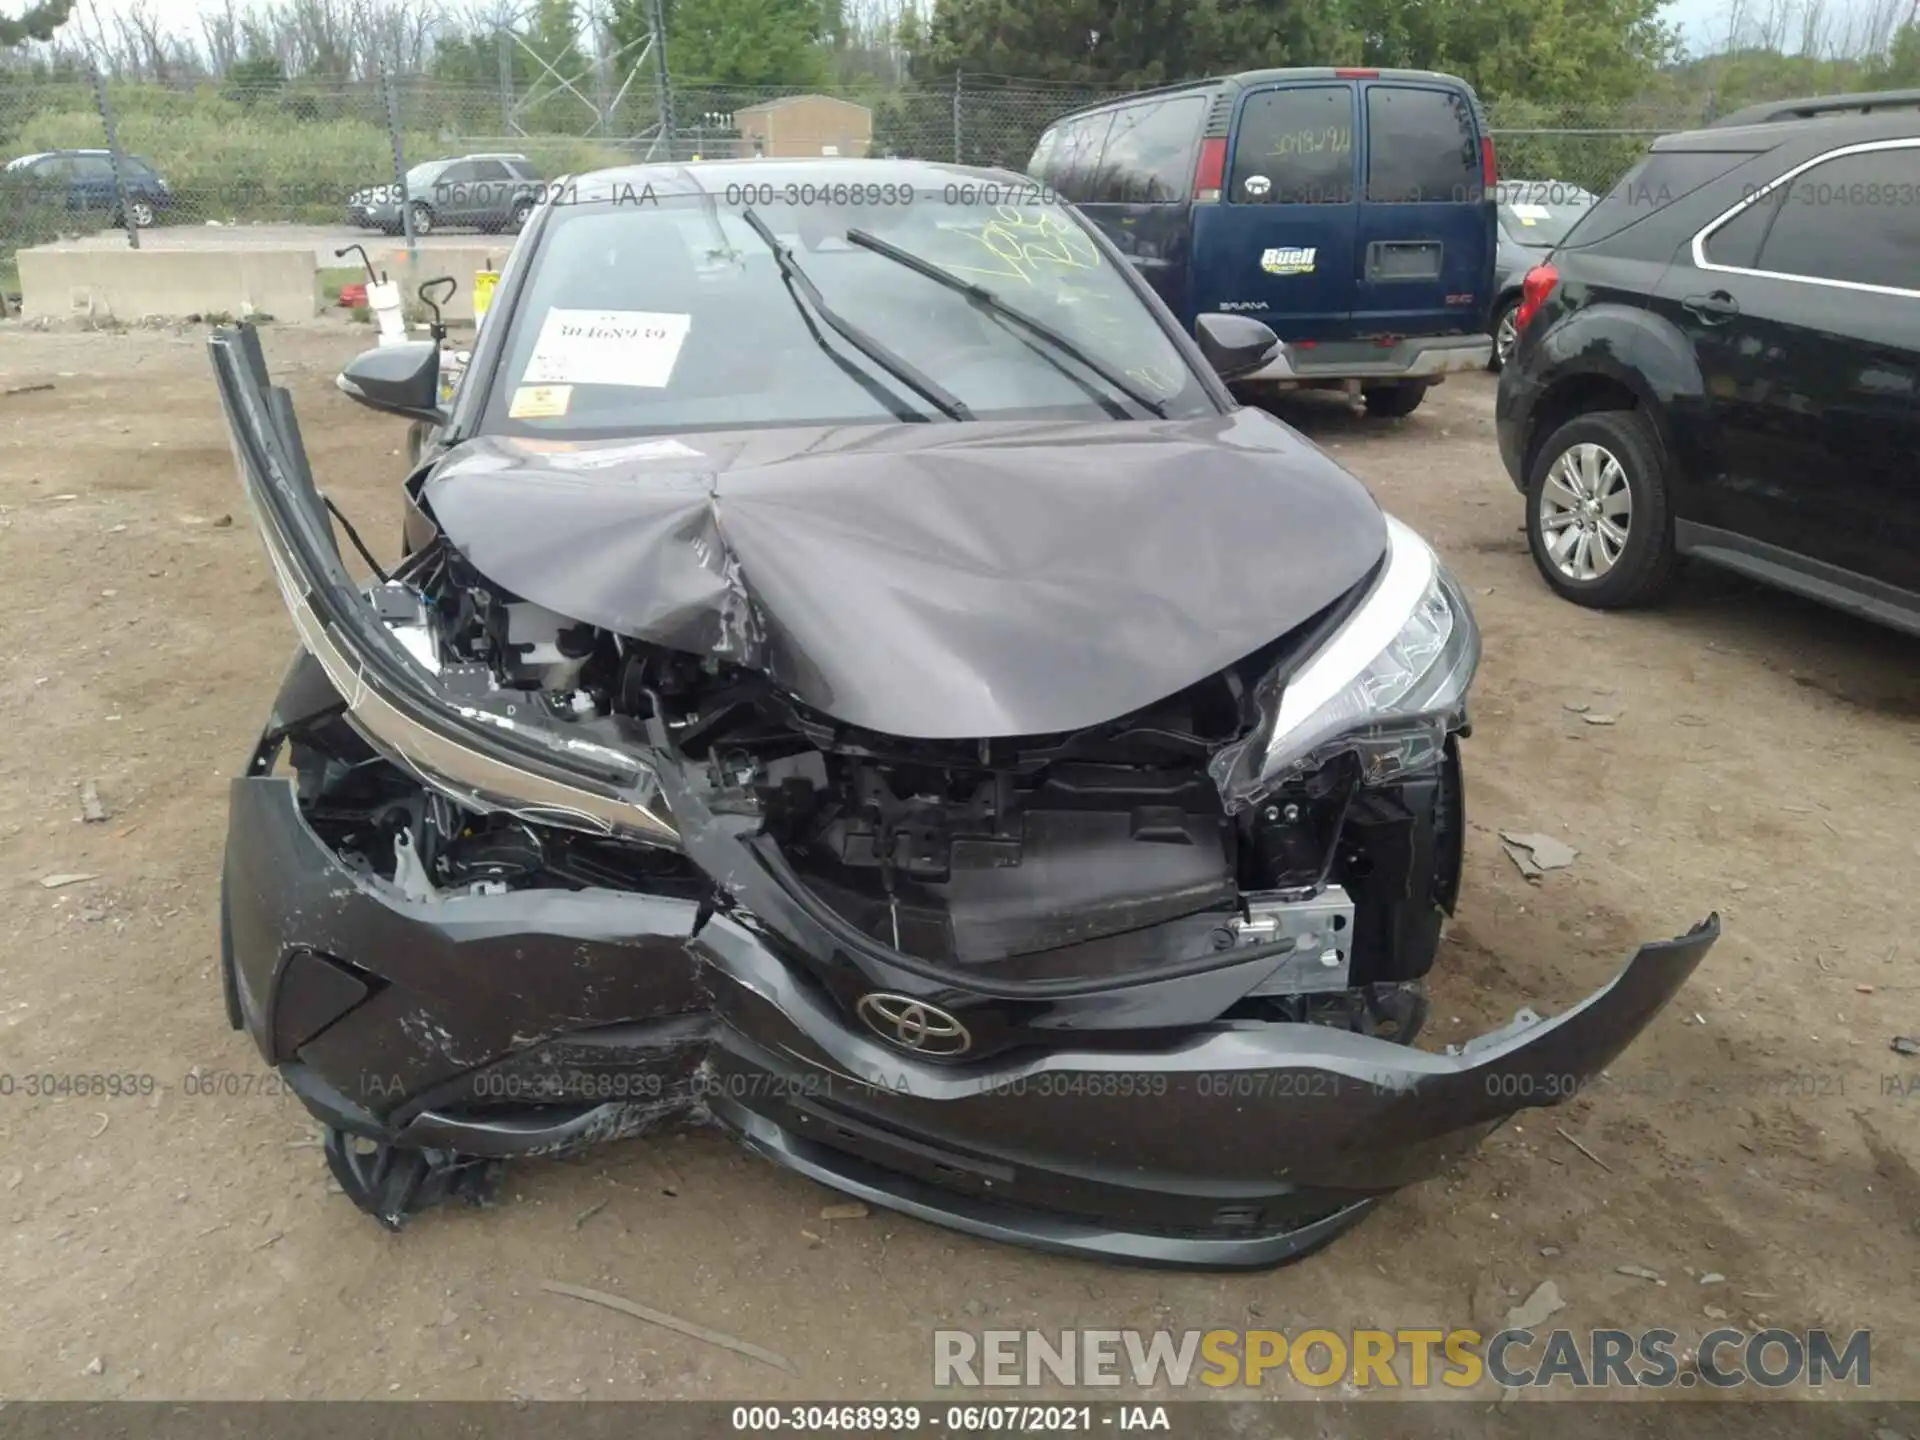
[1236,885,1356,996]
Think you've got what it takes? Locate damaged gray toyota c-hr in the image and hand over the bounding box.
[210,158,1717,1267]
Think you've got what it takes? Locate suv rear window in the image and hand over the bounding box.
[1229,86,1353,205]
[1562,147,1756,247]
[1365,86,1479,203]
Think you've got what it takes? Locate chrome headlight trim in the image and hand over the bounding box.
[254,518,680,847]
[1212,515,1479,808]
[214,326,678,848]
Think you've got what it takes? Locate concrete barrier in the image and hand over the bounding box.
[18,245,320,322]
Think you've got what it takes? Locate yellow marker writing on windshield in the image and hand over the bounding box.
[944,206,1102,286]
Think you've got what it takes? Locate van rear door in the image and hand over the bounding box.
[1190,81,1359,340]
[1351,80,1494,338]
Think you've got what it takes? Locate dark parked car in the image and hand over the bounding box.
[348,153,544,235]
[1027,68,1498,418]
[210,159,1715,1266]
[1486,180,1593,370]
[3,148,171,228]
[1496,95,1920,635]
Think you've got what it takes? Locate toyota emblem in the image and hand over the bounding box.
[856,993,972,1056]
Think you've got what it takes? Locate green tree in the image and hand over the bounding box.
[914,0,1671,101]
[607,0,832,86]
[530,0,587,76]
[1876,22,1920,87]
[0,0,74,46]
[667,0,831,84]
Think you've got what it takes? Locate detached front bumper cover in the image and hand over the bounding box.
[212,324,1720,1268]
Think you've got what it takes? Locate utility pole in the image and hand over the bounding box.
[650,0,675,156]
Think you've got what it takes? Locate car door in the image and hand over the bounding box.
[1072,94,1207,323]
[464,158,515,227]
[1190,81,1358,340]
[68,154,117,215]
[27,155,74,211]
[1674,139,1920,595]
[430,160,479,226]
[1352,81,1493,339]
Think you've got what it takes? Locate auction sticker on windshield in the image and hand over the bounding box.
[508,384,572,419]
[522,309,692,388]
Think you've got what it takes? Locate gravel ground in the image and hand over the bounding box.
[0,323,1916,1411]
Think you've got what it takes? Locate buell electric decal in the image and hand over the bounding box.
[1260,247,1317,276]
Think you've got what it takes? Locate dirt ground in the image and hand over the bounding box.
[1,322,1916,1408]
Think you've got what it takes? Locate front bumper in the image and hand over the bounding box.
[1240,334,1492,385]
[226,771,1717,1267]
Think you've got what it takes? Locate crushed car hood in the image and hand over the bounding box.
[421,408,1387,739]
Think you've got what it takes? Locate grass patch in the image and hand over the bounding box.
[319,265,366,304]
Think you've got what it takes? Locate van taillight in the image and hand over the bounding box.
[1515,262,1559,334]
[1481,135,1497,189]
[1194,138,1226,203]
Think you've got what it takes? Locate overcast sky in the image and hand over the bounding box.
[68,0,1741,62]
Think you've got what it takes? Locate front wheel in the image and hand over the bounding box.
[1362,381,1428,418]
[509,198,535,232]
[124,198,156,228]
[410,201,435,236]
[1525,409,1680,609]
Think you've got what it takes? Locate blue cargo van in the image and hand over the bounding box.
[1027,68,1497,417]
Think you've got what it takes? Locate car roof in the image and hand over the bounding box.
[559,155,1034,198]
[1708,88,1920,129]
[1664,101,1920,151]
[8,148,150,165]
[1048,67,1477,124]
[1495,179,1593,194]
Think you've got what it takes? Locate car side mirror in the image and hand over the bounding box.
[1194,313,1280,380]
[336,341,445,425]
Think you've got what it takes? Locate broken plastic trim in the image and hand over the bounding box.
[209,325,679,847]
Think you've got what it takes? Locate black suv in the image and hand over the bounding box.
[1495,91,1920,637]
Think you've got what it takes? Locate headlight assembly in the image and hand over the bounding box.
[1211,514,1479,808]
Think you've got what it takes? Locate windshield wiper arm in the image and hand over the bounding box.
[739,208,972,422]
[844,227,1170,419]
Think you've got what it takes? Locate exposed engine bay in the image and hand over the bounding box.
[298,540,1464,1017]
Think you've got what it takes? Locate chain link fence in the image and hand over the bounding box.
[0,66,1740,292]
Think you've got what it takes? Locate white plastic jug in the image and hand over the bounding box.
[367,278,407,347]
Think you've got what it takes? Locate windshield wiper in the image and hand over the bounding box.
[738,208,972,422]
[844,228,1170,419]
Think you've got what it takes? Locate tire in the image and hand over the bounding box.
[1362,381,1428,418]
[410,201,435,236]
[509,198,534,232]
[125,199,156,228]
[1489,297,1520,373]
[1524,408,1680,609]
